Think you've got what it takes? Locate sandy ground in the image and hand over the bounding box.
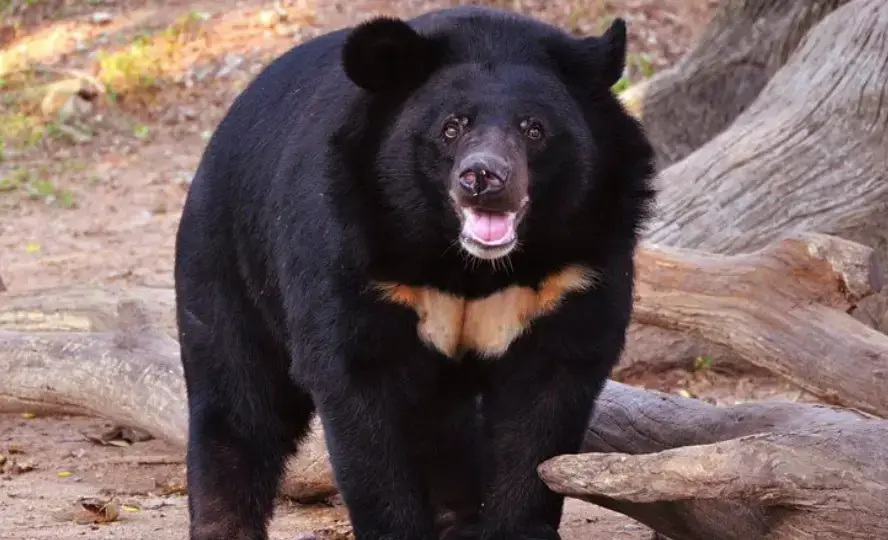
[0,413,655,539]
[0,0,732,538]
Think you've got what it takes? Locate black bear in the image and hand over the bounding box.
[174,6,656,540]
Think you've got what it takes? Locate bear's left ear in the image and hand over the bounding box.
[342,17,441,94]
[568,17,628,89]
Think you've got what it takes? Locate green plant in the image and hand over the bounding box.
[693,356,714,372]
[0,166,76,208]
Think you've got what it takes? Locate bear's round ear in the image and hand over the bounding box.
[560,17,627,90]
[595,18,627,88]
[342,17,441,94]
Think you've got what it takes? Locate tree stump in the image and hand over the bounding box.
[622,0,851,167]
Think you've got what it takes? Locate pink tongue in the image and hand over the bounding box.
[466,211,512,244]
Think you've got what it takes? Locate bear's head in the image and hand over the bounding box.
[338,8,653,267]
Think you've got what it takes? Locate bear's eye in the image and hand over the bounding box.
[442,117,466,141]
[521,119,544,141]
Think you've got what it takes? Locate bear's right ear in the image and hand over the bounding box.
[342,17,441,94]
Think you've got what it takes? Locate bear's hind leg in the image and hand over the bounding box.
[178,305,315,540]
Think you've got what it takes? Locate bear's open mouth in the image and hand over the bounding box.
[455,199,529,260]
[461,208,517,246]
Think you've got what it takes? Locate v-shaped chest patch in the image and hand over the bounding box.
[372,265,598,359]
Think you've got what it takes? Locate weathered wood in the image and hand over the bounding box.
[2,233,887,508]
[0,299,335,503]
[622,0,850,167]
[539,381,887,540]
[645,0,888,257]
[620,231,887,382]
[634,233,888,416]
[4,304,885,539]
[0,285,177,336]
[0,301,186,443]
[621,0,888,380]
[5,232,885,413]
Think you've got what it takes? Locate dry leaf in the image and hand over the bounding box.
[53,497,121,525]
[159,481,188,496]
[1,455,37,475]
[83,425,154,447]
[57,470,73,477]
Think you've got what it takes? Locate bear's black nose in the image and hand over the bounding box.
[457,153,510,197]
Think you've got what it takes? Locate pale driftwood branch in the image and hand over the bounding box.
[0,299,336,503]
[0,300,186,444]
[0,285,177,336]
[3,302,886,538]
[622,0,850,167]
[633,232,888,416]
[2,233,887,510]
[5,233,886,414]
[540,381,888,540]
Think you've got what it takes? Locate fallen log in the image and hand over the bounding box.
[5,233,885,412]
[0,285,177,337]
[618,228,888,383]
[622,0,850,167]
[3,302,886,538]
[539,381,887,540]
[633,232,888,416]
[0,299,336,503]
[2,232,887,507]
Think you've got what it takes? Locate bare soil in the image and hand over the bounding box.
[0,0,783,538]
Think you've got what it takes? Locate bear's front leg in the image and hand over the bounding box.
[316,387,438,539]
[476,363,607,539]
[462,297,628,540]
[309,361,444,540]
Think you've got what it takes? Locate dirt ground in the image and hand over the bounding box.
[0,0,790,538]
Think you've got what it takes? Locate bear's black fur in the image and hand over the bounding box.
[174,6,656,540]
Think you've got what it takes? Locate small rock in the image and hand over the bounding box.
[257,9,282,28]
[194,66,215,82]
[140,497,168,510]
[174,170,194,187]
[90,12,114,25]
[179,106,198,120]
[57,124,93,144]
[274,25,295,37]
[217,53,245,78]
[58,94,94,124]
